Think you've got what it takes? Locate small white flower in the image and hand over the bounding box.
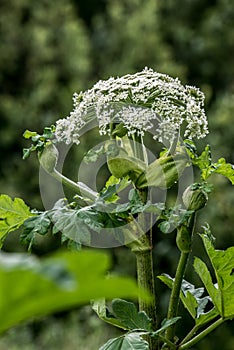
[55,67,209,144]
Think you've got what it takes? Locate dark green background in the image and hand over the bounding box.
[0,0,234,348]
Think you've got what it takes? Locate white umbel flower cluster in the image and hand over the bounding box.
[55,67,208,144]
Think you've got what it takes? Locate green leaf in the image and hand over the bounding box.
[185,141,234,184]
[111,299,152,331]
[52,208,91,245]
[99,184,119,202]
[194,234,234,318]
[23,130,38,139]
[99,332,149,350]
[22,125,55,159]
[213,158,234,184]
[21,212,52,249]
[151,317,181,337]
[0,250,149,334]
[23,212,51,235]
[92,299,127,330]
[0,195,34,243]
[185,142,211,177]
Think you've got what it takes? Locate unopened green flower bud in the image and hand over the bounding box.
[136,154,188,189]
[182,184,208,211]
[107,142,145,183]
[38,143,58,173]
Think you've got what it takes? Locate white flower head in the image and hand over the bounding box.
[55,67,209,144]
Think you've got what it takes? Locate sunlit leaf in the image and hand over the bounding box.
[213,158,234,184]
[0,195,34,244]
[185,141,234,184]
[23,130,38,139]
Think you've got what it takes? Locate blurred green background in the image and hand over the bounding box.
[0,0,234,349]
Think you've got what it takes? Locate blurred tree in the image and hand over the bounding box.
[158,0,234,98]
[0,1,234,348]
[91,0,185,79]
[0,0,91,205]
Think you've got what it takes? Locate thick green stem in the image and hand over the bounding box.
[135,244,157,329]
[178,318,225,350]
[134,188,157,349]
[135,235,157,350]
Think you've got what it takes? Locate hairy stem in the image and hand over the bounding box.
[135,245,157,328]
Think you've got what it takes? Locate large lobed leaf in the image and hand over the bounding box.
[194,234,234,318]
[92,298,152,331]
[0,250,149,334]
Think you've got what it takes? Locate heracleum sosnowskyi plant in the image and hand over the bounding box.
[0,67,234,350]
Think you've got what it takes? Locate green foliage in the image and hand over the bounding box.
[93,298,152,332]
[0,195,34,245]
[22,126,56,160]
[0,249,148,334]
[20,212,52,250]
[151,317,181,338]
[92,299,129,330]
[213,158,234,184]
[158,206,193,234]
[18,187,165,250]
[185,141,234,184]
[99,315,181,350]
